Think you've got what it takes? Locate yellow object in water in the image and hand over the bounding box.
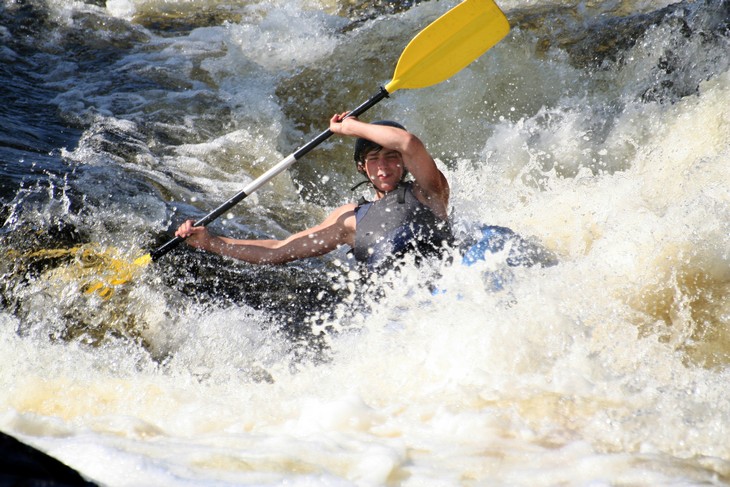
[79,247,151,298]
[12,245,151,300]
[133,254,152,267]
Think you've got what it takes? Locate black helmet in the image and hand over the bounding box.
[353,120,407,165]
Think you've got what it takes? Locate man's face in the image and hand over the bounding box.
[363,149,404,193]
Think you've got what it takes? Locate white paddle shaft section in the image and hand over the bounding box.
[242,153,297,195]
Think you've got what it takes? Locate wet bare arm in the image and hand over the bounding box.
[175,203,357,264]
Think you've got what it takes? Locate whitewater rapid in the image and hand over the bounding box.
[1,0,729,485]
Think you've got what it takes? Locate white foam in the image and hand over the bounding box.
[3,0,729,485]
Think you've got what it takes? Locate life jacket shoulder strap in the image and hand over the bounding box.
[355,197,372,225]
[397,184,407,204]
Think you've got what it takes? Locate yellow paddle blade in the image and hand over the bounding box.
[77,248,152,297]
[13,245,152,300]
[384,0,510,93]
[134,254,152,267]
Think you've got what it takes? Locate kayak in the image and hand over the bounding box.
[461,225,557,268]
[436,225,558,293]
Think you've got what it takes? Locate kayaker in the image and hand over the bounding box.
[174,112,453,271]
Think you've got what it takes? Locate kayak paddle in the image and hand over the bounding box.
[140,0,510,266]
[41,0,510,299]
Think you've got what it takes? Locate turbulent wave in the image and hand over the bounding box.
[1,0,729,485]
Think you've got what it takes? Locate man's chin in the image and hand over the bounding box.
[374,182,398,193]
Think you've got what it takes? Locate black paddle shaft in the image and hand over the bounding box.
[149,87,390,262]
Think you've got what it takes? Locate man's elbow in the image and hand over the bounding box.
[400,133,424,156]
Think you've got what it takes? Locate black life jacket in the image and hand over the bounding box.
[353,182,453,271]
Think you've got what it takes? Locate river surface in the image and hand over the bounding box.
[1,0,729,485]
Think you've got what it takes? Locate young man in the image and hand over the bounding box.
[175,113,453,271]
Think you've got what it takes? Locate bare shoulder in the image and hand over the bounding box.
[315,202,358,245]
[325,202,358,222]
